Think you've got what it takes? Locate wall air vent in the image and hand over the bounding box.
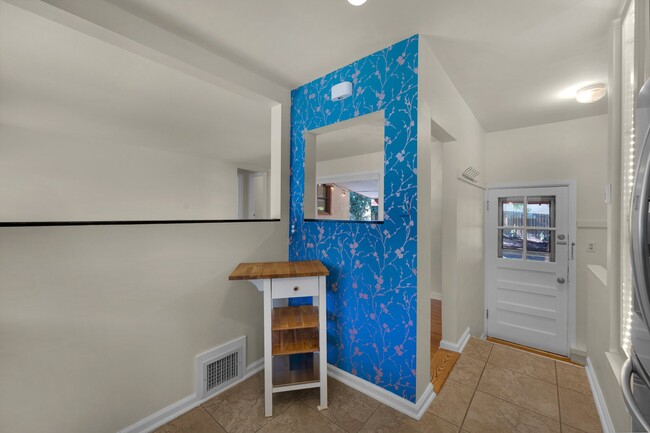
[195,336,245,399]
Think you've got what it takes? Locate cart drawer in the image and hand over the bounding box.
[272,277,319,299]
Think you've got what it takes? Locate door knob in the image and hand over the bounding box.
[557,277,565,284]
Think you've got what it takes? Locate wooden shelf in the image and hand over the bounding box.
[272,328,319,355]
[229,260,328,280]
[272,306,319,330]
[273,353,320,388]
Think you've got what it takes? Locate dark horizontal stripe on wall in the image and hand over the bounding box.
[303,219,383,224]
[0,219,281,227]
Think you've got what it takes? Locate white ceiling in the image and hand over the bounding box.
[105,0,620,132]
[0,2,272,169]
[0,0,621,165]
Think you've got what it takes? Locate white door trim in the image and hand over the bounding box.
[484,180,577,353]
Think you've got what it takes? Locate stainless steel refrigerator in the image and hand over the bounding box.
[627,76,650,432]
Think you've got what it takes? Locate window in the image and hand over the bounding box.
[620,0,636,356]
[317,184,332,215]
[498,196,556,262]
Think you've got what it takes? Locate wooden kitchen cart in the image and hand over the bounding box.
[229,260,328,417]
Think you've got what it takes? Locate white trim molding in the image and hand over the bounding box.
[327,364,435,420]
[430,291,442,301]
[585,357,615,433]
[117,358,264,433]
[439,327,471,353]
[577,220,608,229]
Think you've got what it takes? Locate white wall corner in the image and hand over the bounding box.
[327,364,435,420]
[117,359,264,433]
[585,357,616,433]
[430,291,442,301]
[439,327,471,353]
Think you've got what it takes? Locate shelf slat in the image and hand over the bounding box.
[272,328,319,355]
[272,353,320,388]
[272,306,319,330]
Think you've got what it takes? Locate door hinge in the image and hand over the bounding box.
[486,200,490,211]
[486,309,489,319]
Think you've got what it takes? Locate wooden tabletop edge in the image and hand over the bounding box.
[229,260,329,280]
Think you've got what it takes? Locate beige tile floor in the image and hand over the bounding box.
[431,338,603,433]
[155,338,603,433]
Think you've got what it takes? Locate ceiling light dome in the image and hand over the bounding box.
[575,83,607,103]
[348,0,367,5]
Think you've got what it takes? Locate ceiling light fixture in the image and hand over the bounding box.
[348,0,367,5]
[575,83,607,103]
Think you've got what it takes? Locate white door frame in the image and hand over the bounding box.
[484,180,577,354]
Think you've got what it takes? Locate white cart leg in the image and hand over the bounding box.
[317,275,328,410]
[263,278,273,417]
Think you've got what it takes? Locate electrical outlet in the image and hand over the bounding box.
[587,241,596,253]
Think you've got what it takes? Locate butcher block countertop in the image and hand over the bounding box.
[229,260,329,280]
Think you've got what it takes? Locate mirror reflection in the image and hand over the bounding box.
[0,5,277,223]
[304,111,384,222]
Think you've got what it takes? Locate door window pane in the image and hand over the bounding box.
[499,197,524,227]
[527,196,555,228]
[526,230,555,262]
[499,229,524,259]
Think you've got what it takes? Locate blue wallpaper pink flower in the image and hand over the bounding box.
[289,35,419,401]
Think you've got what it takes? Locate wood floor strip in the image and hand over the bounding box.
[430,348,460,393]
[486,337,581,365]
[431,299,442,351]
[429,298,458,392]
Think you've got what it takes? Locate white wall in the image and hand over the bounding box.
[0,124,239,221]
[0,2,291,433]
[0,222,287,433]
[485,114,608,355]
[419,37,486,348]
[586,266,631,432]
[417,38,486,399]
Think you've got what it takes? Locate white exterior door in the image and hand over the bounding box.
[486,186,570,355]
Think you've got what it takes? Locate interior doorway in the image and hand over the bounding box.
[429,129,461,393]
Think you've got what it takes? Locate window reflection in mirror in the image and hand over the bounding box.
[304,111,384,222]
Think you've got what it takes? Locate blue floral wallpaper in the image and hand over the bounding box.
[289,35,419,402]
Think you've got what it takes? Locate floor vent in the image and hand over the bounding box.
[195,336,246,399]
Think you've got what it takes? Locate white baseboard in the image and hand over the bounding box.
[430,292,442,301]
[118,357,435,432]
[585,357,615,433]
[117,358,264,433]
[327,364,435,420]
[439,327,471,353]
[570,347,588,365]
